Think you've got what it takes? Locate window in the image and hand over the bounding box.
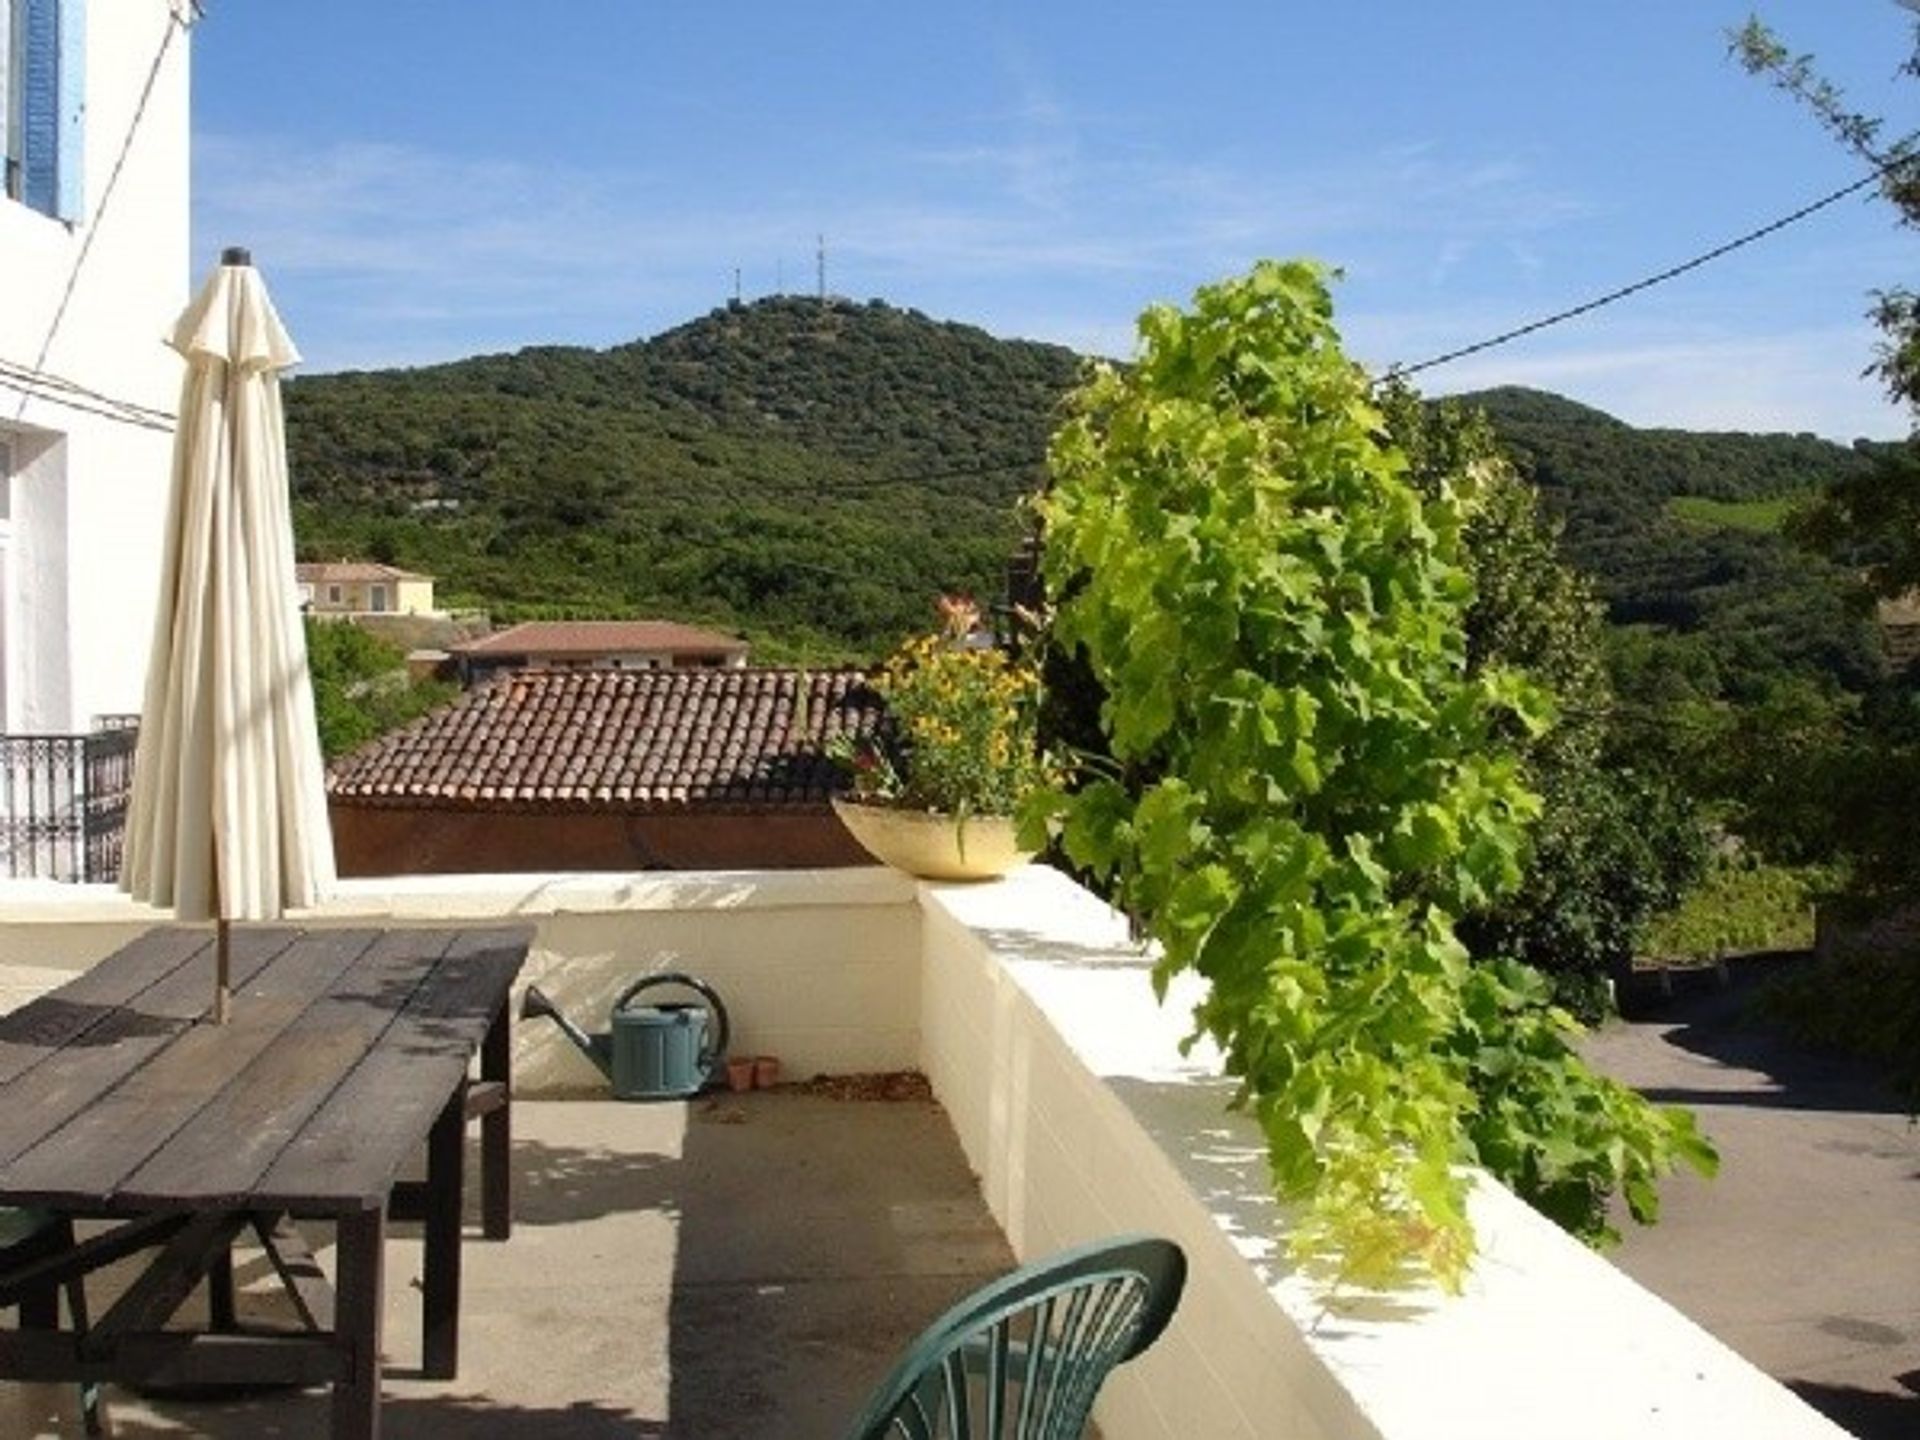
[0,0,84,221]
[369,584,388,613]
[326,584,342,606]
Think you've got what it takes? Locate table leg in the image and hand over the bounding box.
[481,995,512,1241]
[421,1081,466,1380]
[333,1207,384,1440]
[207,1242,236,1332]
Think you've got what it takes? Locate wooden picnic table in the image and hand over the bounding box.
[0,923,532,1440]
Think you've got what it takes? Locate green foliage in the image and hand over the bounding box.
[304,620,455,760]
[1724,17,1920,1100]
[1667,493,1799,534]
[1382,387,1706,1019]
[1733,15,1919,417]
[1448,959,1713,1243]
[1755,944,1920,1109]
[1035,262,1714,1292]
[285,297,1080,659]
[1641,857,1817,963]
[286,295,1876,694]
[1464,386,1882,699]
[1468,767,1704,1021]
[1734,15,1920,603]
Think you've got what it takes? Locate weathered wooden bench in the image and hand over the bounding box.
[0,924,531,1440]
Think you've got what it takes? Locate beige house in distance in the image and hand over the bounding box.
[451,619,748,686]
[297,561,438,617]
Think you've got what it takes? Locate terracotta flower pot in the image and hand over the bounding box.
[831,798,1034,882]
[753,1055,780,1089]
[725,1057,754,1093]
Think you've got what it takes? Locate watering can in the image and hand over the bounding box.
[521,972,730,1100]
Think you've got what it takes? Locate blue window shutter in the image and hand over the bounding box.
[0,13,12,197]
[20,0,56,213]
[52,0,82,221]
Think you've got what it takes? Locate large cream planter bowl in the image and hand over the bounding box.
[830,798,1034,882]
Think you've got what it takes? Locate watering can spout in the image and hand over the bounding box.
[521,985,614,1078]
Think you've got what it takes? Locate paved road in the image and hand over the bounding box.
[1587,958,1920,1440]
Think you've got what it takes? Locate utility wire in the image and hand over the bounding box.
[833,163,1918,489]
[10,4,191,429]
[1381,155,1917,384]
[0,360,174,431]
[0,355,174,428]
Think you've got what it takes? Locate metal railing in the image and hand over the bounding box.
[0,716,139,883]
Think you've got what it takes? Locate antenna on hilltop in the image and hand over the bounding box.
[817,234,827,301]
[733,267,742,304]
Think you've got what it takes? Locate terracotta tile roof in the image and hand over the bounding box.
[297,561,433,583]
[328,667,880,811]
[453,620,749,659]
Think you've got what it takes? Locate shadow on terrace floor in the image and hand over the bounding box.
[31,1091,1011,1440]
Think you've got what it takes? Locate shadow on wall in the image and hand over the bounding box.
[979,915,1444,1326]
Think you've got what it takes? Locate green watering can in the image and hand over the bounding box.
[521,973,730,1100]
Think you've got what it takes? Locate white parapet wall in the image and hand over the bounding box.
[919,866,1850,1440]
[0,864,1854,1436]
[0,868,921,1091]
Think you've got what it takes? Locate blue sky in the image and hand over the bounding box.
[191,2,1915,439]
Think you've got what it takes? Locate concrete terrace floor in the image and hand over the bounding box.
[0,1092,1014,1440]
[1591,957,1920,1440]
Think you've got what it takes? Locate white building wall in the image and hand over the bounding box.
[0,0,189,733]
[6,429,70,731]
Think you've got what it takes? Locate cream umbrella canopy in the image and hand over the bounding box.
[122,248,334,1023]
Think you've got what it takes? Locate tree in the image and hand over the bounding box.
[1734,16,1920,1101]
[1735,18,1919,568]
[304,620,454,760]
[1033,261,1713,1291]
[1381,386,1706,1018]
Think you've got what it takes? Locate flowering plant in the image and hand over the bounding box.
[832,597,1058,817]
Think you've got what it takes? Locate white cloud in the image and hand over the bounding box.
[200,121,1891,445]
[1421,327,1906,441]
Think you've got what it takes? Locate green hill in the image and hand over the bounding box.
[285,299,1882,685]
[1457,386,1881,691]
[286,296,1080,659]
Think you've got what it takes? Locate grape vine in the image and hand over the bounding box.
[1030,261,1716,1291]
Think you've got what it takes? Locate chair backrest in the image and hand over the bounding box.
[844,1234,1186,1440]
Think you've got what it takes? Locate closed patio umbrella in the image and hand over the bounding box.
[122,247,334,1022]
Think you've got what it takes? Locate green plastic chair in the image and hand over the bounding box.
[844,1235,1186,1440]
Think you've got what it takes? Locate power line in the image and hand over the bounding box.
[0,351,175,427]
[848,164,1917,488]
[11,3,192,429]
[1381,155,1916,384]
[0,360,173,431]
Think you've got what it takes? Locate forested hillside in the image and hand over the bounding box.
[286,297,1076,659]
[286,297,1881,687]
[1460,386,1881,694]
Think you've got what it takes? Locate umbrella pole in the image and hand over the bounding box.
[215,917,232,1025]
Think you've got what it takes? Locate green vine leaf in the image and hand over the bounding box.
[1039,260,1715,1293]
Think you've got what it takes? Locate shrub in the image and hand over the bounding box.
[1034,261,1715,1291]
